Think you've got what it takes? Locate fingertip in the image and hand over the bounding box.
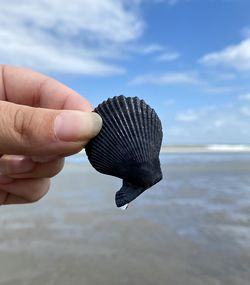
[90,112,103,137]
[54,111,102,142]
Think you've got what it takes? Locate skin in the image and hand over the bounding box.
[0,65,102,205]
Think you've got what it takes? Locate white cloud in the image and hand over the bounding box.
[0,0,143,75]
[202,86,238,94]
[239,93,250,101]
[155,51,180,62]
[200,38,250,71]
[240,106,250,116]
[134,44,180,62]
[213,120,225,128]
[164,99,176,106]
[215,72,236,81]
[130,71,200,85]
[138,44,164,54]
[168,104,250,144]
[176,110,198,122]
[153,0,179,5]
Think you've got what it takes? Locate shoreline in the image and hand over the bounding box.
[78,145,250,156]
[161,144,250,154]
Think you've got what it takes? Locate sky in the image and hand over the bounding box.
[0,0,250,145]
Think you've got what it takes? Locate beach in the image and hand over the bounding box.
[1,151,250,285]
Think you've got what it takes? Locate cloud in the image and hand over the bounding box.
[153,0,179,5]
[0,0,143,75]
[130,71,200,85]
[164,99,176,106]
[138,44,164,54]
[240,106,250,116]
[239,93,250,101]
[154,0,179,5]
[238,92,250,117]
[215,72,236,81]
[151,0,201,5]
[176,110,198,122]
[155,52,180,62]
[168,103,250,144]
[134,43,180,62]
[200,38,250,71]
[202,86,238,94]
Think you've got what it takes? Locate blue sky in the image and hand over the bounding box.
[1,0,250,144]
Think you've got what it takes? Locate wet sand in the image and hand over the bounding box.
[1,154,250,285]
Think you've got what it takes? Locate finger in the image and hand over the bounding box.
[0,155,35,175]
[0,101,102,155]
[0,155,64,178]
[0,65,92,111]
[0,174,13,184]
[0,178,50,204]
[31,155,59,163]
[1,193,27,205]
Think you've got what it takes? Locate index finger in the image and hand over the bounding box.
[0,65,92,111]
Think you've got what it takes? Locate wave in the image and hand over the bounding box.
[161,144,250,153]
[206,144,250,152]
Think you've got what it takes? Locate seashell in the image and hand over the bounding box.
[85,95,163,208]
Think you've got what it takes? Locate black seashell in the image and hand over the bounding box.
[85,95,163,208]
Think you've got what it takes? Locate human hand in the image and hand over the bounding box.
[0,65,102,205]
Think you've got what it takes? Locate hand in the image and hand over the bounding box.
[0,65,102,205]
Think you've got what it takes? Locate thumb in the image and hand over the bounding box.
[0,101,102,156]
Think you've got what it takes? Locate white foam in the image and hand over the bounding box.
[206,144,250,152]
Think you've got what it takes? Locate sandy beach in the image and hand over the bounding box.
[1,152,250,285]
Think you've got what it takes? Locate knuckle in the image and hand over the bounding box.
[13,108,26,137]
[13,107,34,143]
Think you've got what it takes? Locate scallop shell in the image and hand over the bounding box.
[85,95,163,208]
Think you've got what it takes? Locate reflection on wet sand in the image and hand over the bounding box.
[1,153,250,285]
